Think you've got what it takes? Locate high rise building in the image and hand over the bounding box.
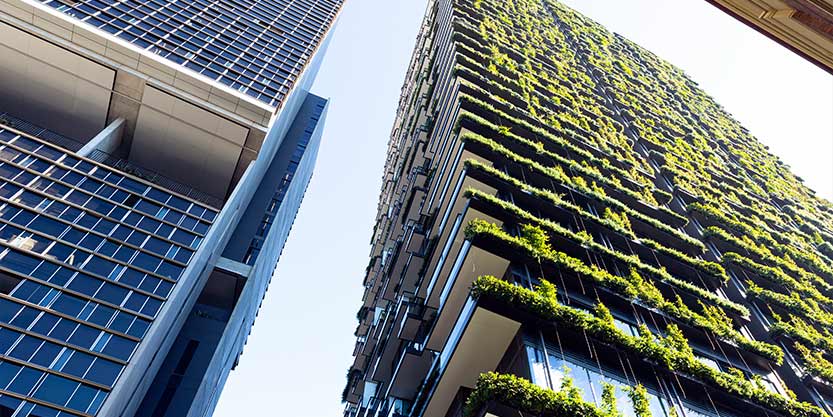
[343,1,833,417]
[0,0,342,416]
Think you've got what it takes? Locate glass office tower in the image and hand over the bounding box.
[0,0,342,416]
[342,1,833,417]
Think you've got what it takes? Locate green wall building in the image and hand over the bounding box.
[343,1,833,416]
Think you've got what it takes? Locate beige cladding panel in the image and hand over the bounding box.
[0,20,114,140]
[131,86,248,199]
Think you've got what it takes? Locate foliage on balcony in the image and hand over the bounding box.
[458,131,699,251]
[463,160,635,239]
[695,206,833,290]
[455,107,649,197]
[746,282,833,328]
[469,276,821,417]
[462,371,652,417]
[704,226,833,295]
[769,313,833,352]
[463,372,606,417]
[603,208,632,234]
[795,343,833,385]
[637,238,727,283]
[723,252,831,305]
[464,218,747,318]
[463,219,787,364]
[465,185,725,288]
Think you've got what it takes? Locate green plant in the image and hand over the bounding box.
[795,343,833,384]
[469,275,821,417]
[603,207,632,234]
[624,384,651,417]
[463,372,607,417]
[465,218,752,319]
[601,382,623,417]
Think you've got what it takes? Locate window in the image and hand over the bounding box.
[525,342,671,417]
[0,361,22,390]
[32,374,77,407]
[7,366,42,397]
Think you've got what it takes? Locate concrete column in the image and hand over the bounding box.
[106,69,146,157]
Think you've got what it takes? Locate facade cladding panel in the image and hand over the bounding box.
[343,1,833,417]
[39,0,342,107]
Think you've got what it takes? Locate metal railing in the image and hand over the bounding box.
[87,149,223,208]
[0,113,83,152]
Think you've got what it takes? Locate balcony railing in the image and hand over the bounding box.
[87,149,223,208]
[0,112,83,151]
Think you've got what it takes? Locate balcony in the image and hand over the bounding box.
[397,297,426,341]
[383,227,427,301]
[420,153,500,309]
[423,229,511,352]
[416,297,520,417]
[386,341,433,401]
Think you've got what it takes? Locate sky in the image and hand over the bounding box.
[213,1,833,416]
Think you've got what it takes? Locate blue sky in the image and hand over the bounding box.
[213,1,833,416]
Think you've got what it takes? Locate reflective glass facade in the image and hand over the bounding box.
[2,0,340,414]
[0,126,217,416]
[39,0,342,107]
[241,98,322,265]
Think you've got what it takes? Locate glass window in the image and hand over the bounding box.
[33,374,78,407]
[66,274,101,296]
[113,246,135,263]
[45,243,73,264]
[78,234,104,252]
[0,251,40,275]
[525,342,669,417]
[0,394,21,415]
[132,252,161,272]
[102,334,135,361]
[0,361,22,390]
[0,328,19,355]
[86,358,120,386]
[526,345,549,388]
[68,325,99,348]
[67,384,99,414]
[30,313,59,336]
[127,318,149,338]
[108,311,133,334]
[144,237,171,257]
[95,283,128,305]
[98,241,119,258]
[696,355,721,372]
[88,304,115,327]
[7,366,42,396]
[47,319,76,341]
[82,256,116,278]
[9,336,41,361]
[51,294,87,317]
[570,363,595,404]
[9,307,37,329]
[0,298,20,322]
[61,351,94,377]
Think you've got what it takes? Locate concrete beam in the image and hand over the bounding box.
[215,256,253,278]
[77,117,125,157]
